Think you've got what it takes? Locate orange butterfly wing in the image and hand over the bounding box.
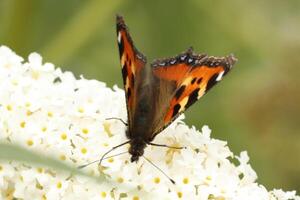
[116,15,147,129]
[116,16,237,142]
[150,48,237,138]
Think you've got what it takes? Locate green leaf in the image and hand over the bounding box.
[0,142,104,183]
[42,0,123,65]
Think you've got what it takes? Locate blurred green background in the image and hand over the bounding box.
[0,0,299,192]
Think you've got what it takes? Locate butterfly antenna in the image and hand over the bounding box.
[142,155,176,185]
[105,117,128,126]
[78,151,128,169]
[99,141,130,166]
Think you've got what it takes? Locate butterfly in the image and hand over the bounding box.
[113,15,237,163]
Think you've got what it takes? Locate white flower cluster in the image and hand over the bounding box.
[0,45,298,200]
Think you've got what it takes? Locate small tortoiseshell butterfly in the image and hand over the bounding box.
[112,15,237,163]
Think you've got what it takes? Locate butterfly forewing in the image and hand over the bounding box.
[150,48,237,138]
[116,15,147,133]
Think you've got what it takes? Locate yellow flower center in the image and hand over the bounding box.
[56,182,62,189]
[102,143,109,147]
[153,177,160,184]
[101,191,107,198]
[20,121,26,128]
[42,127,47,132]
[60,133,67,140]
[132,196,140,200]
[81,148,87,154]
[82,128,89,134]
[42,194,47,200]
[78,107,84,113]
[26,110,32,116]
[177,192,183,198]
[6,105,12,111]
[27,140,34,146]
[59,154,66,161]
[37,168,43,173]
[183,177,189,184]
[117,177,124,183]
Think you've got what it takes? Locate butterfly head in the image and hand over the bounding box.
[129,138,146,162]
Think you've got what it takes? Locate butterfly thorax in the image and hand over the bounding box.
[129,137,147,162]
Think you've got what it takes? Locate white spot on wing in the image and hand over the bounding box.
[159,62,165,66]
[216,71,225,81]
[170,59,176,64]
[117,32,122,43]
[180,55,187,61]
[136,54,142,59]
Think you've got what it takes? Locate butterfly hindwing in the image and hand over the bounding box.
[150,48,237,138]
[116,15,147,132]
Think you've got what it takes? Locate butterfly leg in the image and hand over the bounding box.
[147,142,186,149]
[105,117,128,126]
[99,140,130,166]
